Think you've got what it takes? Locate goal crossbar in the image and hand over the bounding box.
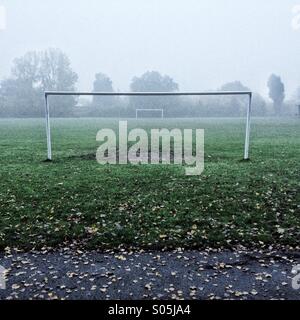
[44,91,252,161]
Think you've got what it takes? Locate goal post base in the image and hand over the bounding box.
[240,158,251,163]
[43,159,53,163]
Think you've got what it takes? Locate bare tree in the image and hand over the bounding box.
[267,74,285,115]
[1,48,78,117]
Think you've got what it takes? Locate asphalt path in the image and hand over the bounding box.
[0,247,299,300]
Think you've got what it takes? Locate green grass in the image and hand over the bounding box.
[0,117,299,251]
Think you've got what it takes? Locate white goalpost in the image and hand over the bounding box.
[136,108,164,119]
[44,91,252,161]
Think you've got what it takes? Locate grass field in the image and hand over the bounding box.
[0,117,299,251]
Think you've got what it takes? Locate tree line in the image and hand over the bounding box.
[0,48,298,118]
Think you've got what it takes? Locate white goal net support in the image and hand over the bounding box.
[136,109,164,119]
[44,91,253,161]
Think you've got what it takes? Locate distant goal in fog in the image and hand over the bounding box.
[136,108,164,119]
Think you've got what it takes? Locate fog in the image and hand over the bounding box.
[0,0,300,99]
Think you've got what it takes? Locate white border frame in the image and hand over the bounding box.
[44,91,252,161]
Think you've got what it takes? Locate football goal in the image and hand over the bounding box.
[44,91,253,161]
[136,108,164,119]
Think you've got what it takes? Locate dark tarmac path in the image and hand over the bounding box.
[0,248,299,300]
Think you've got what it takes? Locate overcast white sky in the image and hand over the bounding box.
[0,0,300,98]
